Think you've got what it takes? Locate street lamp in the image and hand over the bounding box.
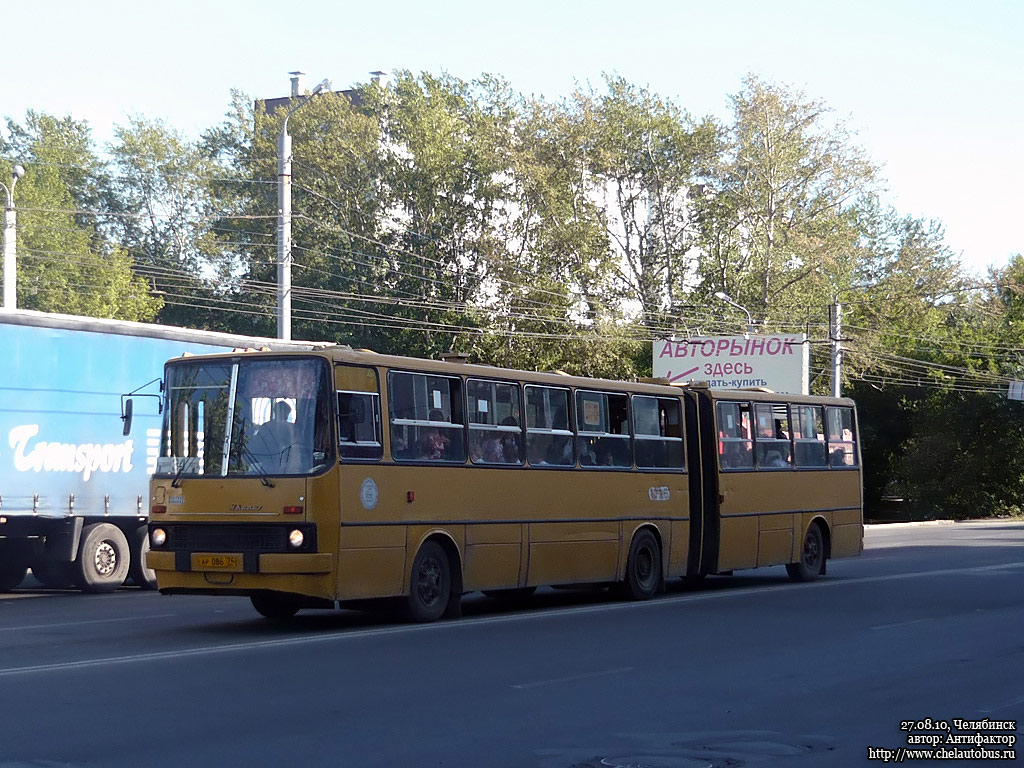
[277,76,330,340]
[1,164,25,310]
[713,290,755,334]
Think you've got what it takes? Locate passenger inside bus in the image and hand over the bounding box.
[471,432,503,463]
[528,434,550,465]
[498,416,521,462]
[419,409,450,460]
[720,440,753,469]
[251,400,297,473]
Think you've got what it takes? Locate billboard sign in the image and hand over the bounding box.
[653,334,809,394]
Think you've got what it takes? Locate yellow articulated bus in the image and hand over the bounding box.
[138,346,862,621]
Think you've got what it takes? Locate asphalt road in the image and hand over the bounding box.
[0,521,1022,768]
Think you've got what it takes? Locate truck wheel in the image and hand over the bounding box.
[128,525,158,590]
[77,523,130,593]
[0,560,28,592]
[32,558,77,589]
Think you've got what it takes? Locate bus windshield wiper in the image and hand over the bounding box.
[241,444,276,488]
[236,424,275,488]
[170,457,190,488]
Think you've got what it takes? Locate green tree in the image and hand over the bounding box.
[892,392,1024,518]
[1,112,160,320]
[695,75,875,331]
[583,76,718,331]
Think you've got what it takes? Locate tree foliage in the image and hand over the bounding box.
[3,72,1022,518]
[1,112,160,320]
[695,76,875,330]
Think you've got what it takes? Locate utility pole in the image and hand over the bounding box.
[277,73,330,340]
[1,164,26,310]
[831,301,843,397]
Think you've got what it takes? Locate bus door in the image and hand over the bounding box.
[714,397,760,571]
[684,390,720,576]
[333,365,404,599]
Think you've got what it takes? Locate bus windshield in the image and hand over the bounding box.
[158,356,333,478]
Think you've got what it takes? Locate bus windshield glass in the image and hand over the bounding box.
[158,356,332,477]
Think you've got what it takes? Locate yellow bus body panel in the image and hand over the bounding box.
[146,348,863,607]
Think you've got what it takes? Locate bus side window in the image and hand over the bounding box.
[754,403,793,469]
[793,405,826,468]
[525,385,573,467]
[826,406,858,467]
[634,395,684,469]
[388,372,466,463]
[576,390,631,468]
[717,401,753,470]
[467,378,523,465]
[338,392,382,461]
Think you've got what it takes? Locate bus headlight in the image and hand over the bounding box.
[288,529,304,549]
[151,528,167,547]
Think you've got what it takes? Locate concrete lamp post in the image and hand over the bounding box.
[277,75,330,340]
[714,290,755,335]
[1,163,26,310]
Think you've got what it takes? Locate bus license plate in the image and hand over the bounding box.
[196,554,241,570]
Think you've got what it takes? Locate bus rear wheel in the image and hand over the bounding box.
[787,522,825,582]
[405,541,451,622]
[251,592,301,621]
[623,529,661,600]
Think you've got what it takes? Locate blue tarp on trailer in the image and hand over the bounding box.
[0,322,233,519]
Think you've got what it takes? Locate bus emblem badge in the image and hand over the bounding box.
[360,478,379,510]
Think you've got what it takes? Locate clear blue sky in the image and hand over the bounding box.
[6,0,1022,274]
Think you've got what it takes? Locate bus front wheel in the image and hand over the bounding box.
[787,523,826,582]
[405,541,451,622]
[129,525,158,590]
[251,592,301,621]
[623,529,661,600]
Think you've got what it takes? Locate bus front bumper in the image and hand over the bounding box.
[146,550,332,574]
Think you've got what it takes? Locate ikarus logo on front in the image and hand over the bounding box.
[7,424,135,481]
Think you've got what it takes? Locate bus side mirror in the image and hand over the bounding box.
[337,395,367,423]
[122,398,134,436]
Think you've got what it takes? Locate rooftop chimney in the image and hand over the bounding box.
[289,71,307,97]
[369,70,390,88]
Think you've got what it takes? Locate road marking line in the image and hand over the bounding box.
[0,593,56,601]
[1,559,1023,678]
[512,666,635,689]
[870,617,935,631]
[0,613,176,632]
[981,694,1024,714]
[0,627,426,677]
